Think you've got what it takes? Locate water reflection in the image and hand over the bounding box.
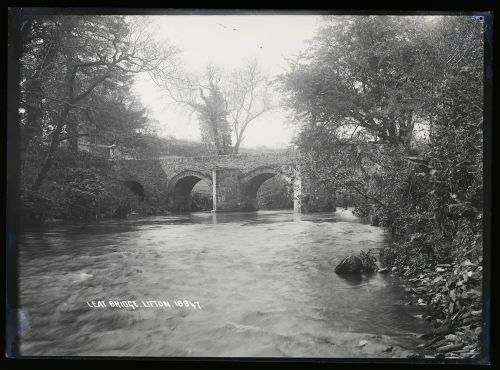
[17,209,430,357]
[338,274,364,286]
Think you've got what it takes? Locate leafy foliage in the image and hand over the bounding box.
[56,168,109,221]
[257,176,293,210]
[20,148,150,225]
[164,61,274,154]
[281,15,483,265]
[195,69,233,155]
[281,15,485,356]
[359,250,378,272]
[280,16,441,146]
[18,14,181,224]
[20,189,53,225]
[19,15,178,190]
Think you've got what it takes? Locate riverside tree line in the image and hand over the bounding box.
[15,15,279,223]
[15,14,485,257]
[11,13,486,358]
[15,15,485,265]
[279,16,485,358]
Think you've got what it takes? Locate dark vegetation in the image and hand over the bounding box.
[20,136,218,225]
[160,61,274,155]
[17,15,179,225]
[16,15,289,225]
[14,13,487,357]
[257,176,293,210]
[279,15,485,358]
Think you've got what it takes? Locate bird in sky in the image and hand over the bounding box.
[217,23,238,31]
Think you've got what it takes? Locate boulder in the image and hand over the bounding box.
[335,255,363,275]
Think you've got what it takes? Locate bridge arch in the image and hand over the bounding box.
[240,166,291,210]
[118,153,304,213]
[123,180,145,201]
[168,170,213,212]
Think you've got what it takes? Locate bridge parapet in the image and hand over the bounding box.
[158,152,299,180]
[112,151,333,213]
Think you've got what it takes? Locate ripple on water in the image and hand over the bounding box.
[18,210,431,357]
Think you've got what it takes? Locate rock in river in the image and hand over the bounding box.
[335,255,363,275]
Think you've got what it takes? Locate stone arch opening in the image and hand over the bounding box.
[123,180,145,201]
[240,167,292,211]
[168,170,213,212]
[257,176,294,210]
[191,179,213,211]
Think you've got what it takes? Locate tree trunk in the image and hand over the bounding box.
[67,118,79,153]
[232,140,240,155]
[31,107,70,190]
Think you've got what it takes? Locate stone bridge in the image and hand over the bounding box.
[113,152,306,212]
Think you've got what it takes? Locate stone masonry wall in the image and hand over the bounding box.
[112,152,337,213]
[112,159,169,208]
[158,152,298,180]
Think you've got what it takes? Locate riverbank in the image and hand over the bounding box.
[388,259,484,360]
[18,207,172,230]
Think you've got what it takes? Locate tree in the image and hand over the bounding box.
[19,15,179,190]
[257,176,293,210]
[280,15,483,205]
[72,82,152,155]
[162,60,274,155]
[280,15,484,265]
[190,65,232,155]
[279,16,449,148]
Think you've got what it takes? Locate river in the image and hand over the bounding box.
[17,209,431,357]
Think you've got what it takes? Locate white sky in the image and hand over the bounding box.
[132,15,322,149]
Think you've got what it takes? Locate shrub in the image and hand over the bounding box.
[20,189,53,225]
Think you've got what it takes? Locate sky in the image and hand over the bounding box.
[132,15,322,149]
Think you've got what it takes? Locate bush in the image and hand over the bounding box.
[19,150,150,224]
[359,250,378,272]
[50,168,109,222]
[353,202,371,218]
[257,176,293,210]
[20,189,53,225]
[97,180,140,219]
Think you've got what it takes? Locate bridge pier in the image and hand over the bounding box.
[293,169,302,213]
[212,168,244,211]
[116,154,330,214]
[211,167,303,213]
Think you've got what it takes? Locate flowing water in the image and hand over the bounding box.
[17,209,431,357]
